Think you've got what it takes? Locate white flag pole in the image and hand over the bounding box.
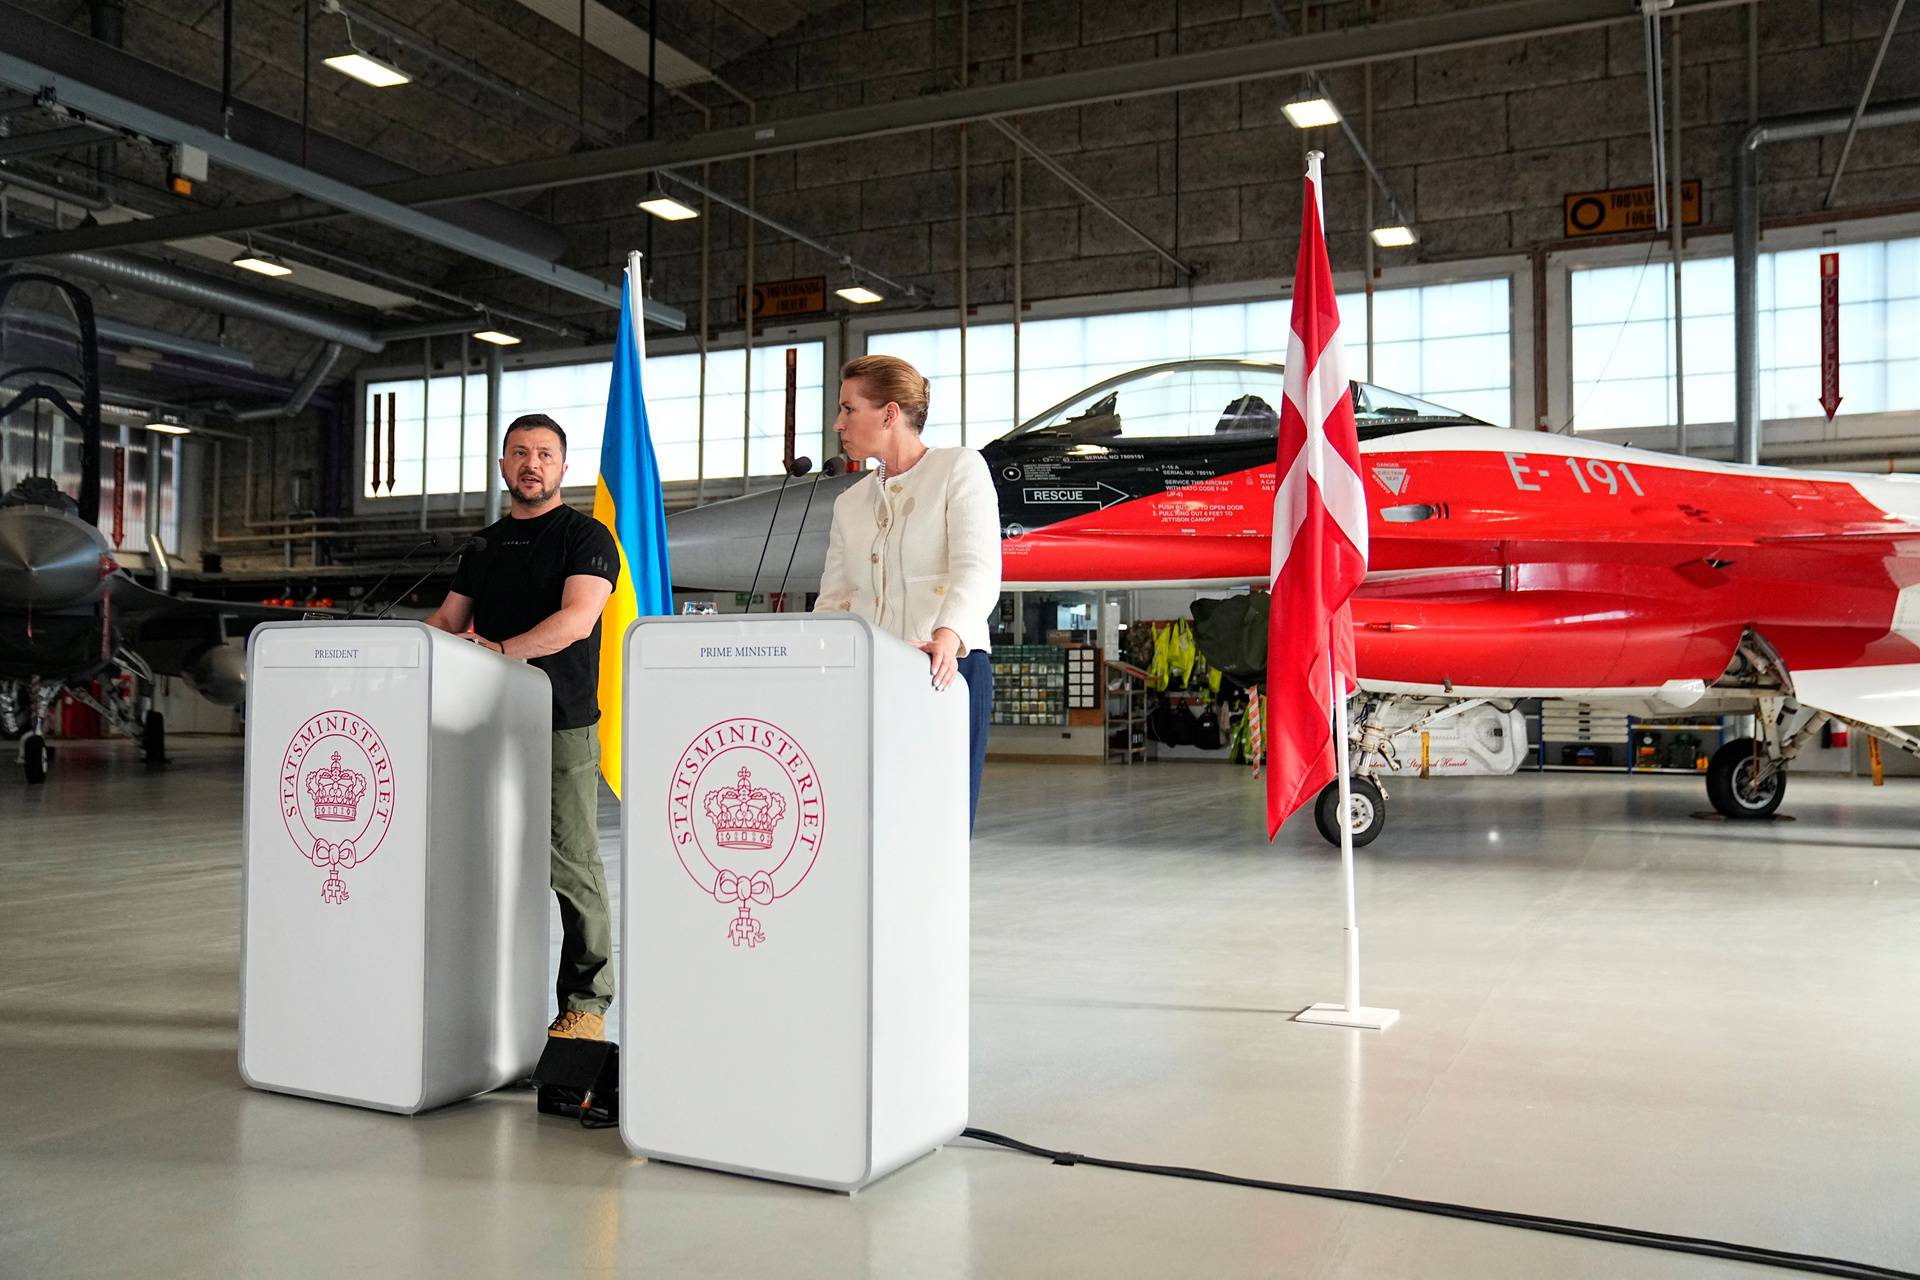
[1297,660,1398,1031]
[1334,663,1361,1012]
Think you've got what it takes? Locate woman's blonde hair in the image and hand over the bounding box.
[840,354,930,433]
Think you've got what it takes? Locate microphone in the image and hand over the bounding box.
[774,457,844,609]
[348,534,439,618]
[746,456,812,612]
[373,535,485,621]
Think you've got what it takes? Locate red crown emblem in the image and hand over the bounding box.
[702,766,786,850]
[304,751,368,823]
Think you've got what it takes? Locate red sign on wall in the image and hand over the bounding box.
[111,445,125,547]
[1820,252,1842,422]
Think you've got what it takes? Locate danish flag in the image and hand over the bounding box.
[1266,153,1369,839]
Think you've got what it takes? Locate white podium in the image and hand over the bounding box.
[621,615,969,1190]
[239,621,552,1114]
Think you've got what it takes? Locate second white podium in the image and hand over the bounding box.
[621,615,969,1190]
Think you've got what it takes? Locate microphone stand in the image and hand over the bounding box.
[348,534,439,618]
[372,536,485,621]
[746,457,811,613]
[773,456,843,610]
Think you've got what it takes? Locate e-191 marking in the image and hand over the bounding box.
[1505,452,1645,496]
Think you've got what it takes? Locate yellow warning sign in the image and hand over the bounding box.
[737,276,828,321]
[1563,181,1701,238]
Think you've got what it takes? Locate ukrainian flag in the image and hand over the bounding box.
[593,251,673,798]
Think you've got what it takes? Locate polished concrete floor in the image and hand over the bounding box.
[3,739,1919,1278]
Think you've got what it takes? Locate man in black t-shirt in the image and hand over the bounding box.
[425,413,621,1041]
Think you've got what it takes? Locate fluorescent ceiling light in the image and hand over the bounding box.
[144,420,191,435]
[637,192,699,221]
[1370,225,1418,248]
[1282,96,1341,129]
[835,285,883,305]
[473,330,521,346]
[230,253,292,277]
[324,50,410,88]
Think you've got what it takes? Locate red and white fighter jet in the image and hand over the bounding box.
[667,358,1920,840]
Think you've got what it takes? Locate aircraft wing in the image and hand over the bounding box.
[108,576,329,677]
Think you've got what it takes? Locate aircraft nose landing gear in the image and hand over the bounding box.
[22,733,48,784]
[1705,737,1787,819]
[1315,775,1386,847]
[10,681,57,785]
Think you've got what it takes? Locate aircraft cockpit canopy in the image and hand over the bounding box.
[1002,359,1486,446]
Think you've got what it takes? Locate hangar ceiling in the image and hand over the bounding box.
[0,0,843,408]
[1,0,1901,436]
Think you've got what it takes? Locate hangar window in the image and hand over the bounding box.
[867,277,1512,445]
[1568,235,1920,430]
[362,341,825,496]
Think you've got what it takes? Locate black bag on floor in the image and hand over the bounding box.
[533,1038,619,1127]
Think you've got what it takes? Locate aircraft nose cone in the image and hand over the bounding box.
[0,519,34,577]
[0,508,110,608]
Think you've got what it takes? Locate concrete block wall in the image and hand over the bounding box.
[526,0,1920,345]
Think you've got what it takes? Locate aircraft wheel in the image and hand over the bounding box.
[1315,776,1385,848]
[23,734,47,785]
[143,710,166,766]
[1706,737,1786,819]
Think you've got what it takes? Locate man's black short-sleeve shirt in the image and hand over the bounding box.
[450,505,620,730]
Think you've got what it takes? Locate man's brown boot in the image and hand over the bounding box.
[547,1010,605,1040]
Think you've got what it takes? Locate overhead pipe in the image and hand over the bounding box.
[145,530,171,591]
[1640,0,1671,232]
[234,341,342,421]
[49,250,385,352]
[1733,99,1920,464]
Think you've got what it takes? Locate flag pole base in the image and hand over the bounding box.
[1294,1002,1400,1031]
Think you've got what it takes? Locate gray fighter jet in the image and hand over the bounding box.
[0,270,300,783]
[0,472,286,783]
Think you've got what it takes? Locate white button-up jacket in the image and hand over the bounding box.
[815,446,1003,655]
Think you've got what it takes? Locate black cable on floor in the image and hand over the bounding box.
[959,1128,1918,1280]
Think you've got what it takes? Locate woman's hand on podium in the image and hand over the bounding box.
[917,629,962,691]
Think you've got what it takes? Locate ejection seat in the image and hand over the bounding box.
[1214,394,1279,437]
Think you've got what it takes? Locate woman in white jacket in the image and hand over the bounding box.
[816,355,1002,827]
